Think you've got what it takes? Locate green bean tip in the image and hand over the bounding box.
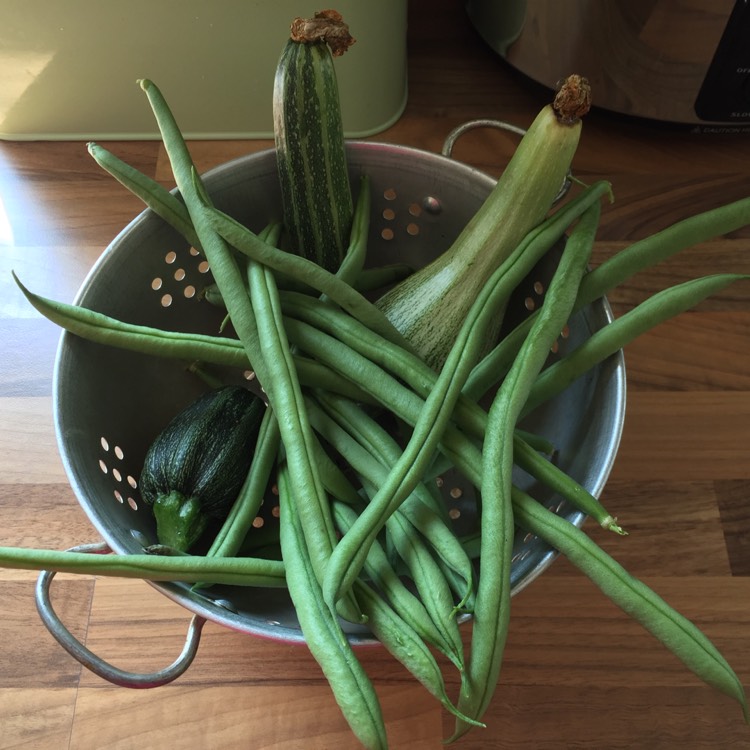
[602,516,627,535]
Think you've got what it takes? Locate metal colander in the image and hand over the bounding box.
[43,134,625,685]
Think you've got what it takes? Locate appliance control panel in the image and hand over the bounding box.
[695,0,750,123]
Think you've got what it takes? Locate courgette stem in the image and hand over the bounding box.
[151,491,206,553]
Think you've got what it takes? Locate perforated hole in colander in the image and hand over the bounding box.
[98,435,143,515]
[150,245,211,308]
[374,187,441,245]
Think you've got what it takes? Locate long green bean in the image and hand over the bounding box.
[201,223,287,559]
[0,546,285,587]
[14,272,249,366]
[451,200,600,738]
[276,464,388,750]
[511,486,749,722]
[15,274,377,404]
[138,80,266,370]
[245,257,359,619]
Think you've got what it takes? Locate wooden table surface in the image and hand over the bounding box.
[1,3,750,749]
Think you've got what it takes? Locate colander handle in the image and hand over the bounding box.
[441,119,572,204]
[35,541,207,689]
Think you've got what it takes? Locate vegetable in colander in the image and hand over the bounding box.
[374,74,591,371]
[138,385,265,552]
[273,9,356,273]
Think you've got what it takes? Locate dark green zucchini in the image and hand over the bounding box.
[139,385,265,552]
[272,10,355,273]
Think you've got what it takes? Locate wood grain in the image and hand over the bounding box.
[1,1,749,748]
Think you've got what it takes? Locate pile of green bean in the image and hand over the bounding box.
[6,78,750,748]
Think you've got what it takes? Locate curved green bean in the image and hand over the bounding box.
[522,273,750,419]
[246,258,358,619]
[511,486,749,722]
[465,194,750,400]
[87,141,200,249]
[276,465,388,750]
[14,272,249,366]
[352,576,484,729]
[206,408,280,558]
[15,273,375,404]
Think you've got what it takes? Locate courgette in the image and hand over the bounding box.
[139,385,265,552]
[375,75,592,371]
[272,10,355,273]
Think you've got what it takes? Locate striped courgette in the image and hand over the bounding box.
[272,10,355,274]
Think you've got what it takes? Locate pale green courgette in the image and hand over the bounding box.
[375,75,592,370]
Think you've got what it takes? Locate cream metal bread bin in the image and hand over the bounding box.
[0,1,408,140]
